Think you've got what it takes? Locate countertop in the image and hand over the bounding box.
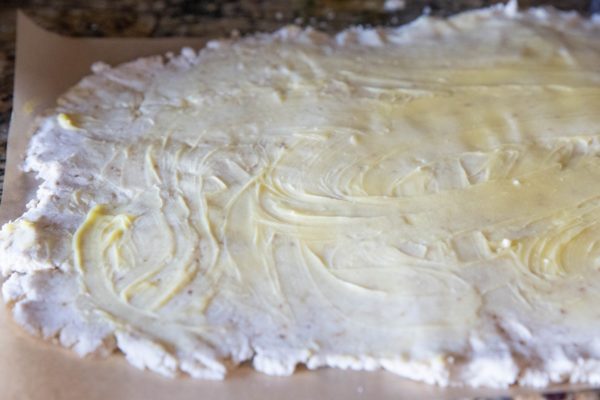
[0,1,598,399]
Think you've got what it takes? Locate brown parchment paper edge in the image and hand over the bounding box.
[0,11,595,400]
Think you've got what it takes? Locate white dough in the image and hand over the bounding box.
[1,4,600,387]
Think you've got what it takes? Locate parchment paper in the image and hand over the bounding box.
[0,12,591,399]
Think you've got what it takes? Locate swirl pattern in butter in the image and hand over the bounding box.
[2,5,600,387]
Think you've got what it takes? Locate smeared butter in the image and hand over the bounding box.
[2,4,600,387]
[57,113,79,130]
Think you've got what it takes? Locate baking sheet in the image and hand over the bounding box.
[0,11,592,400]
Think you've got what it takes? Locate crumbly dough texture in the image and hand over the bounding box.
[2,3,600,387]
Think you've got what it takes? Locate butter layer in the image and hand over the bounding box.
[2,4,600,387]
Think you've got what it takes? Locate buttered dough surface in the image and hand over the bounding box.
[2,4,600,387]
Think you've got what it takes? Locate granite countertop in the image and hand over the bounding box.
[0,1,598,399]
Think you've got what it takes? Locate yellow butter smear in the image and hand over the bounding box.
[73,205,132,272]
[57,113,79,130]
[65,10,600,379]
[74,205,206,312]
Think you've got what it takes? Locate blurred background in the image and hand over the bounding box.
[1,0,596,39]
